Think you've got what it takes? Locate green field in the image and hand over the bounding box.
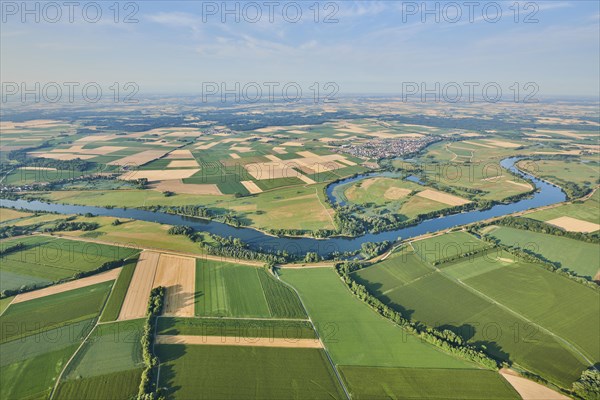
[99,259,138,322]
[156,344,346,399]
[0,296,14,315]
[157,317,316,339]
[485,225,600,278]
[195,260,306,319]
[54,368,143,400]
[280,268,476,369]
[340,366,519,400]
[412,231,492,265]
[342,176,420,206]
[356,249,597,388]
[53,319,145,399]
[526,190,599,225]
[63,319,145,380]
[0,281,113,343]
[4,168,89,185]
[1,344,80,400]
[0,285,110,400]
[256,269,307,318]
[518,158,599,188]
[0,319,94,400]
[0,235,139,292]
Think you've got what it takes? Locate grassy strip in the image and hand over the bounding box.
[156,316,316,339]
[99,258,139,322]
[54,368,144,400]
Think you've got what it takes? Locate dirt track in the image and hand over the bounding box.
[153,254,195,317]
[13,268,121,304]
[118,251,160,320]
[155,335,323,348]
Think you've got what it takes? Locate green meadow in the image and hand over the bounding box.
[156,345,346,400]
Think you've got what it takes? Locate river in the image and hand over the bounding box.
[1,158,566,257]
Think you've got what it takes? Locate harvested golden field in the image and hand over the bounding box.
[118,251,161,320]
[153,254,195,317]
[120,169,200,181]
[166,149,195,159]
[482,139,522,148]
[384,187,412,200]
[416,189,471,206]
[13,268,121,304]
[240,181,263,194]
[148,180,222,195]
[546,216,600,233]
[0,208,33,222]
[108,149,170,166]
[500,370,569,400]
[167,160,199,168]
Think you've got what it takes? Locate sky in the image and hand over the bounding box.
[1,1,599,98]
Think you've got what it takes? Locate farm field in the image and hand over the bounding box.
[280,268,477,369]
[54,216,206,254]
[0,278,115,400]
[484,225,600,278]
[55,319,145,400]
[2,9,600,399]
[155,344,346,399]
[412,231,492,264]
[517,158,599,188]
[356,248,597,389]
[0,281,113,343]
[339,366,520,400]
[0,235,139,292]
[0,207,32,223]
[99,258,138,322]
[54,369,143,400]
[195,259,306,319]
[525,190,599,226]
[156,317,316,339]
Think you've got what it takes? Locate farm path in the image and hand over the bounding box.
[446,272,595,366]
[12,267,122,304]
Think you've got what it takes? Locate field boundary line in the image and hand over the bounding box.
[447,273,595,366]
[255,268,274,318]
[0,297,16,317]
[157,315,310,322]
[275,270,351,400]
[49,284,115,400]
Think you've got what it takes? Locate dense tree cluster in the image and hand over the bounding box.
[360,241,391,257]
[137,286,166,400]
[200,234,293,264]
[572,368,600,400]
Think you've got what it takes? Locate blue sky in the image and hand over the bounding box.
[1,1,599,97]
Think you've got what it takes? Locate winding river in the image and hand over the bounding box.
[1,158,566,257]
